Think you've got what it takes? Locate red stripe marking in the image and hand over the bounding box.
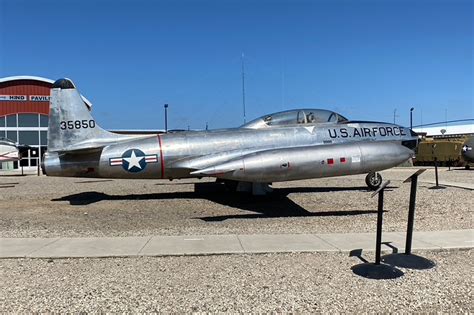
[157,134,165,179]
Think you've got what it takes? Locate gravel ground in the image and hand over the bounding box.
[0,167,472,237]
[0,249,471,312]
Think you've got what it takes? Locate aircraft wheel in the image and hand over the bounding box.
[365,172,382,190]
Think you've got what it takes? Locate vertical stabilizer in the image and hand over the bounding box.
[48,78,124,152]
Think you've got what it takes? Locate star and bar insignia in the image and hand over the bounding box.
[109,149,158,173]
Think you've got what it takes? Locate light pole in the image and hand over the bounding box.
[410,107,414,130]
[164,104,168,133]
[241,52,246,124]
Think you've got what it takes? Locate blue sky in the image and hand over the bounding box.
[1,0,472,130]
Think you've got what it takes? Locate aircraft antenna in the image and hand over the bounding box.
[241,52,246,123]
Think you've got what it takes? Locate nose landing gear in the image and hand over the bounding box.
[366,172,382,190]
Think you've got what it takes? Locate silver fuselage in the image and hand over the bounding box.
[43,121,416,183]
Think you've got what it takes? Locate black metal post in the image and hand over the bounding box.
[375,188,384,265]
[405,175,418,254]
[434,158,439,187]
[410,107,414,130]
[164,104,169,133]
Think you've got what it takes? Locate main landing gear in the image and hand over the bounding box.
[218,179,273,195]
[365,172,382,190]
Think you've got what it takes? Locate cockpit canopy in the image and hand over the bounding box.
[241,109,348,129]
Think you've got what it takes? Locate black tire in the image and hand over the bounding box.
[365,172,382,190]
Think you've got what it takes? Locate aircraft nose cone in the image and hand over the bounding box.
[52,78,76,89]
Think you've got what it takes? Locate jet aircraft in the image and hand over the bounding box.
[0,138,24,162]
[42,78,418,194]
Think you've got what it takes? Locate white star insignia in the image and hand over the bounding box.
[123,150,144,170]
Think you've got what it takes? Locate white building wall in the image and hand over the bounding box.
[413,124,474,137]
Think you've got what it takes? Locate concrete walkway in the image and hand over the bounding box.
[1,230,472,259]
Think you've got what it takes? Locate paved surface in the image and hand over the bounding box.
[1,229,472,258]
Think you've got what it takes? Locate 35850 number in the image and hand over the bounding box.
[60,120,96,130]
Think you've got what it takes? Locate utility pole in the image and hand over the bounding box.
[241,52,246,124]
[281,66,285,109]
[445,108,448,130]
[420,108,423,132]
[393,109,399,124]
[164,104,169,133]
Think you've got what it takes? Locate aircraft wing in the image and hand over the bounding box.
[190,164,237,176]
[170,147,261,172]
[174,145,305,176]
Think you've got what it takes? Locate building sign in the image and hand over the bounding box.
[30,95,51,102]
[0,95,27,101]
[0,95,51,102]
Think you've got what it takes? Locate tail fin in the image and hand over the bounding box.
[48,78,124,152]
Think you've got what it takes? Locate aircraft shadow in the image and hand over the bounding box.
[279,186,398,193]
[154,182,204,186]
[0,174,28,177]
[75,179,115,184]
[451,168,473,171]
[198,186,388,221]
[52,187,382,221]
[0,182,18,189]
